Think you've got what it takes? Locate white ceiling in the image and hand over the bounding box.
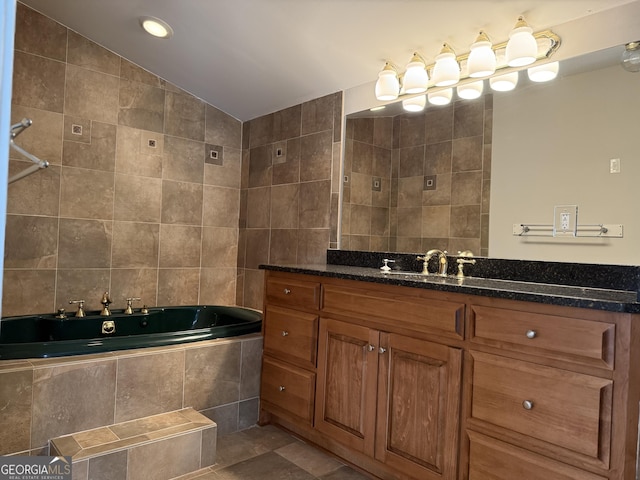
[18,0,638,121]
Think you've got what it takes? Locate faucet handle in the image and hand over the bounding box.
[380,259,395,272]
[124,297,142,314]
[69,299,86,317]
[101,291,112,304]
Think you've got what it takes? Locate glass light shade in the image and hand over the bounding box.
[489,71,519,91]
[432,45,460,86]
[402,95,427,112]
[506,18,537,67]
[140,17,173,38]
[403,54,429,94]
[375,64,400,101]
[621,41,640,73]
[428,88,453,105]
[527,61,559,82]
[468,32,496,78]
[457,80,484,100]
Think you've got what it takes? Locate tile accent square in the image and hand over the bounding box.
[206,144,224,166]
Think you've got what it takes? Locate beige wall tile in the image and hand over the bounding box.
[451,171,482,206]
[425,105,454,145]
[120,59,162,87]
[114,174,162,222]
[299,130,332,182]
[115,126,164,178]
[0,369,33,454]
[203,186,240,228]
[59,167,114,220]
[452,136,483,172]
[4,215,58,268]
[272,137,300,186]
[242,269,264,311]
[270,184,298,229]
[205,104,241,148]
[248,145,272,188]
[62,121,117,171]
[15,4,67,61]
[201,227,238,268]
[157,268,200,305]
[115,350,184,423]
[58,219,112,268]
[422,205,452,238]
[244,229,270,270]
[298,180,330,229]
[2,269,56,316]
[161,180,203,225]
[296,229,329,264]
[67,30,120,76]
[12,51,66,112]
[204,146,241,188]
[424,141,452,175]
[88,450,127,480]
[349,205,371,236]
[64,65,119,123]
[165,91,205,141]
[31,360,117,447]
[118,79,165,133]
[199,268,237,305]
[273,105,301,142]
[349,172,372,206]
[246,187,270,229]
[240,337,263,399]
[163,136,204,184]
[269,229,298,265]
[112,222,160,268]
[159,225,202,268]
[454,100,485,138]
[184,342,241,410]
[450,205,481,238]
[302,93,335,136]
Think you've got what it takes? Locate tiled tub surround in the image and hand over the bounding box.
[0,334,263,457]
[6,4,243,316]
[342,97,492,256]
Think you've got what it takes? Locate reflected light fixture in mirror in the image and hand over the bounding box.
[457,80,484,99]
[402,94,427,112]
[140,16,174,39]
[428,88,453,105]
[621,41,640,72]
[528,61,559,82]
[490,71,519,91]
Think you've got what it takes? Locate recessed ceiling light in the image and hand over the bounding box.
[140,16,173,39]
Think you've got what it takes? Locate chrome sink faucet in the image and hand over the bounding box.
[417,249,448,276]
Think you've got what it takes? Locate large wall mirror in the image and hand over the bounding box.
[340,43,640,265]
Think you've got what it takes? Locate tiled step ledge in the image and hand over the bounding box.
[50,408,217,479]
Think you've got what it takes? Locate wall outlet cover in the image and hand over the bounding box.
[553,205,578,237]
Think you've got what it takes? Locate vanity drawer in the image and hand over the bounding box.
[322,284,464,339]
[264,306,318,369]
[468,431,607,480]
[470,351,612,465]
[470,305,615,369]
[266,276,320,310]
[261,356,315,424]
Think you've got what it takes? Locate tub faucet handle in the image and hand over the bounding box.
[100,292,112,316]
[125,297,141,315]
[69,300,85,317]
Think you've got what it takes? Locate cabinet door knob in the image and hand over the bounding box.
[522,400,534,410]
[281,330,289,337]
[283,288,291,294]
[278,385,286,392]
[379,347,387,354]
[368,344,376,352]
[526,330,537,339]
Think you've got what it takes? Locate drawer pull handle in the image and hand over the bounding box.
[281,330,289,337]
[283,288,291,295]
[368,344,376,352]
[379,347,387,354]
[278,385,286,392]
[522,400,534,410]
[526,330,537,339]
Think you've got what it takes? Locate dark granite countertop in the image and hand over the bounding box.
[260,263,640,314]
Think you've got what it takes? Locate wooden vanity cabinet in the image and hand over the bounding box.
[260,270,640,480]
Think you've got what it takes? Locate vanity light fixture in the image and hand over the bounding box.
[373,16,560,111]
[621,41,640,72]
[140,16,174,39]
[402,94,427,112]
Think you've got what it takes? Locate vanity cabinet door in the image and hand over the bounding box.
[314,317,379,456]
[375,332,462,480]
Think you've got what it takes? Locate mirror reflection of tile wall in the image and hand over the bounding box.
[342,96,492,256]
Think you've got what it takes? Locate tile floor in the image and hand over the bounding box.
[176,424,371,480]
